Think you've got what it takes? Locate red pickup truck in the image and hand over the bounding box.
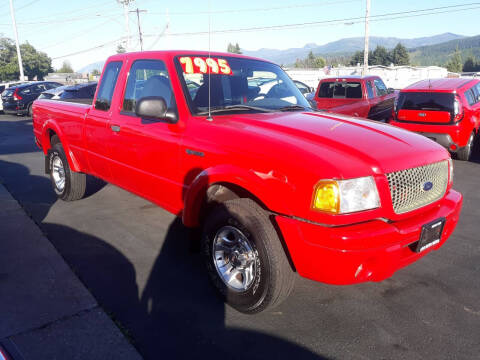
[314,76,397,122]
[390,78,480,161]
[32,51,462,313]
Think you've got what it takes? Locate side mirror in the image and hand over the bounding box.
[388,88,395,94]
[135,96,177,123]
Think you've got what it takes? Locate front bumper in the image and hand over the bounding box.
[276,189,462,285]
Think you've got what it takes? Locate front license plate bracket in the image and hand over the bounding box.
[415,217,446,253]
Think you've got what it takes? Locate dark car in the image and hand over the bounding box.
[38,82,97,104]
[2,81,62,116]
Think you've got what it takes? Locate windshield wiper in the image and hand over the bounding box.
[278,105,310,112]
[197,105,275,115]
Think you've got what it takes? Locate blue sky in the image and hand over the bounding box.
[0,0,479,71]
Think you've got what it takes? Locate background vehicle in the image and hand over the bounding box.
[2,81,62,116]
[314,75,397,122]
[32,51,462,313]
[38,82,97,104]
[391,78,480,161]
[0,81,28,112]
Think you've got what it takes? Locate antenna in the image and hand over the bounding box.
[206,0,213,121]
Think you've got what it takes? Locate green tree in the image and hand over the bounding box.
[116,44,126,53]
[446,48,463,73]
[57,60,74,73]
[227,42,242,54]
[463,56,480,72]
[0,37,52,81]
[391,43,410,65]
[370,46,390,66]
[349,50,367,66]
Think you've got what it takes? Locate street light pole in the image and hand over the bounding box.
[117,0,134,51]
[9,0,25,81]
[363,0,371,76]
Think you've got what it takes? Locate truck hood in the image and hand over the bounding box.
[218,111,449,178]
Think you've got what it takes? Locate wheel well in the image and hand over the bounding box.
[203,183,268,218]
[47,129,59,147]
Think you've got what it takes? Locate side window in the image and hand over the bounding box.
[0,85,5,92]
[465,90,475,106]
[366,81,374,99]
[374,79,388,97]
[122,59,174,114]
[471,84,480,103]
[95,61,122,111]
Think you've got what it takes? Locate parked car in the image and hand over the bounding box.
[0,81,28,112]
[33,51,462,313]
[390,78,480,161]
[313,76,397,122]
[2,81,62,116]
[38,82,97,104]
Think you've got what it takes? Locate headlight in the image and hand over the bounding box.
[312,176,380,214]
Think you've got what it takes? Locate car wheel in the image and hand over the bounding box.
[27,103,32,117]
[48,136,86,201]
[457,131,475,161]
[202,198,296,314]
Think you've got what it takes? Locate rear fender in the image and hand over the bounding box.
[41,120,81,172]
[182,164,295,227]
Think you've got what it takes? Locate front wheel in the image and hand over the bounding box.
[457,131,475,161]
[48,136,86,201]
[202,198,296,314]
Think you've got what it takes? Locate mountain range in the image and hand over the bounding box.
[242,33,465,65]
[77,33,472,72]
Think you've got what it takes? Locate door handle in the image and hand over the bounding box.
[111,124,121,132]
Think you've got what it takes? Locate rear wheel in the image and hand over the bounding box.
[27,103,32,117]
[202,198,295,314]
[457,131,475,161]
[48,136,86,201]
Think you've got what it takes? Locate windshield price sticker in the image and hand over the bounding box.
[180,57,232,75]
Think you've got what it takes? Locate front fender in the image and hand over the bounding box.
[182,164,296,227]
[41,120,81,172]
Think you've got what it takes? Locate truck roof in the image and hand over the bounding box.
[320,75,380,82]
[106,50,273,65]
[402,78,479,92]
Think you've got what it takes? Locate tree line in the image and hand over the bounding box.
[445,49,480,73]
[349,43,410,66]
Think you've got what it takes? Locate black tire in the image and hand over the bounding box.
[27,103,32,117]
[202,198,295,314]
[48,136,86,201]
[457,131,475,161]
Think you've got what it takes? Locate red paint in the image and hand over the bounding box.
[391,78,480,149]
[32,51,463,285]
[314,76,397,121]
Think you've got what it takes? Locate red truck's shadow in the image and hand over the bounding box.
[0,158,325,360]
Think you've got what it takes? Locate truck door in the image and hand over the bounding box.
[84,61,123,180]
[369,78,393,121]
[107,59,183,211]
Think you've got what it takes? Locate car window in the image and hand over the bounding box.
[374,79,388,96]
[122,59,175,114]
[21,87,32,95]
[366,81,374,99]
[465,89,476,106]
[471,84,480,104]
[95,61,122,111]
[295,81,309,94]
[0,85,5,92]
[318,82,362,99]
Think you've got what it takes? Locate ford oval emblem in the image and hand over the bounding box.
[423,181,433,191]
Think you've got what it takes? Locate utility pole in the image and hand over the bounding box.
[117,0,134,51]
[9,0,24,81]
[130,8,147,51]
[362,0,371,76]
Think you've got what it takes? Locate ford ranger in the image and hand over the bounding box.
[32,51,462,313]
[314,75,397,122]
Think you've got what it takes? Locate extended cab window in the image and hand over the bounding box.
[122,59,175,114]
[374,79,388,96]
[318,82,362,99]
[95,61,122,111]
[465,89,476,106]
[366,81,374,99]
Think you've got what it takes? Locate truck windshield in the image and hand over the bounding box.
[175,55,311,115]
[318,82,363,99]
[397,92,454,112]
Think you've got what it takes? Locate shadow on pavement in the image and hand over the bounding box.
[0,157,325,359]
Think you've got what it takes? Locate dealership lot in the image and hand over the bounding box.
[0,114,479,359]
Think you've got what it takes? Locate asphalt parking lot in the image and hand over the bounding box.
[0,114,479,360]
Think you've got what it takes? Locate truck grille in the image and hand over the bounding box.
[386,160,448,214]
